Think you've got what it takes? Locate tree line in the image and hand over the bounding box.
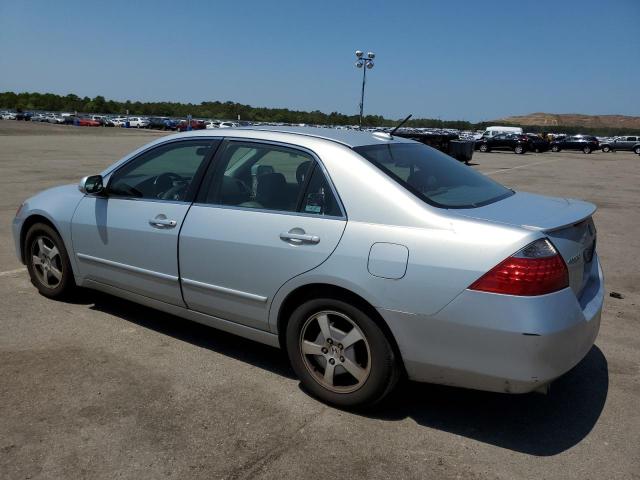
[1,91,638,136]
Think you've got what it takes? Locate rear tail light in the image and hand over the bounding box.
[469,238,569,296]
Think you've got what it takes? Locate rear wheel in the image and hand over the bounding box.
[551,145,560,152]
[634,146,640,155]
[583,146,592,154]
[479,143,489,153]
[286,298,399,408]
[25,223,75,299]
[602,145,611,153]
[514,144,525,154]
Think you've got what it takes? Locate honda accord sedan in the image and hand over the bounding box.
[12,127,603,407]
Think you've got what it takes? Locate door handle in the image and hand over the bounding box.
[149,216,177,228]
[280,231,320,244]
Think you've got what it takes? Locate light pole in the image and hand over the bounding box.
[355,50,375,129]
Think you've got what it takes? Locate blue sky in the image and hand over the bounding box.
[1,0,638,121]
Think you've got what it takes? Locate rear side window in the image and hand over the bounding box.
[204,141,342,216]
[354,143,513,209]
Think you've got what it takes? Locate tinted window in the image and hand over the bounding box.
[108,140,215,201]
[300,166,342,217]
[207,142,314,213]
[354,143,513,209]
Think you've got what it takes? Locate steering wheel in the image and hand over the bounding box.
[154,172,183,198]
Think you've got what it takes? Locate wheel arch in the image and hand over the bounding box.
[19,214,60,264]
[275,282,407,376]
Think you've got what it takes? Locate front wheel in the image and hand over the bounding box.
[551,145,560,152]
[25,223,75,299]
[479,143,489,153]
[286,298,400,408]
[514,145,525,154]
[602,146,611,153]
[583,146,592,154]
[634,146,640,155]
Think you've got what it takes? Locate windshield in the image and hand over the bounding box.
[354,143,513,208]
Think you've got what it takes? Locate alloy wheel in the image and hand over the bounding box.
[30,235,63,289]
[299,310,371,393]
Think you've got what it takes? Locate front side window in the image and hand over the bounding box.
[205,141,341,216]
[108,140,216,201]
[354,143,513,209]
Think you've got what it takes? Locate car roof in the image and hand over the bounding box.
[210,126,418,148]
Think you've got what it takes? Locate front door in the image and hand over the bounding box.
[179,140,347,330]
[72,139,219,305]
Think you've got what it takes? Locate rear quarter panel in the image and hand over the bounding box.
[269,216,536,331]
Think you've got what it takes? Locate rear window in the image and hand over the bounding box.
[354,143,513,209]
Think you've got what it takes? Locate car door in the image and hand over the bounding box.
[179,140,347,331]
[492,134,507,150]
[623,137,636,150]
[72,138,219,306]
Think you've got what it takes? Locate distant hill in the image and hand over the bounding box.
[494,112,640,130]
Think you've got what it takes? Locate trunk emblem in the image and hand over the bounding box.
[568,254,581,265]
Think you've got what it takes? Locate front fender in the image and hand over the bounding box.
[13,184,85,280]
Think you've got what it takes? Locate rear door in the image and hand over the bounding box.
[623,137,636,149]
[179,140,347,331]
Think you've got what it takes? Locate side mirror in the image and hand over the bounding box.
[79,175,104,195]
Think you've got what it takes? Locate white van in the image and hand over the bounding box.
[475,126,523,140]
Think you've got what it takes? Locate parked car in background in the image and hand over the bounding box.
[205,120,220,129]
[16,111,32,121]
[600,136,640,154]
[550,135,599,154]
[176,119,206,132]
[111,117,127,127]
[48,115,65,124]
[77,117,101,127]
[148,117,178,130]
[12,127,603,408]
[526,134,550,153]
[1,112,17,120]
[218,121,239,128]
[475,133,529,154]
[474,126,523,140]
[128,117,150,128]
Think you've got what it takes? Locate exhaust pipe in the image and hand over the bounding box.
[533,383,550,395]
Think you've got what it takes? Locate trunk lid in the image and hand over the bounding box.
[455,192,598,297]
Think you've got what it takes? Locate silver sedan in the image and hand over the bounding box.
[12,127,603,407]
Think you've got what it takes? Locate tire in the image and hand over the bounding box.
[602,146,611,153]
[286,297,400,408]
[583,146,592,154]
[514,145,525,154]
[25,223,75,299]
[479,143,489,153]
[634,146,640,155]
[551,145,560,152]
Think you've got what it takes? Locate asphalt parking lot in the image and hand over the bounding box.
[1,121,638,479]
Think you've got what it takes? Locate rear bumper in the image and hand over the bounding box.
[380,256,603,393]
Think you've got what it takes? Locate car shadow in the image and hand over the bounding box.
[369,345,608,456]
[85,290,296,380]
[82,289,608,457]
